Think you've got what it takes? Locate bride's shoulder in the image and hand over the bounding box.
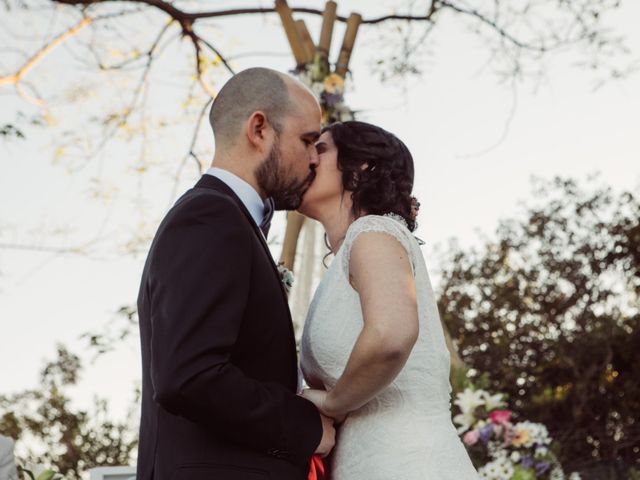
[343,213,416,271]
[346,213,410,238]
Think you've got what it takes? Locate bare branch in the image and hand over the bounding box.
[0,15,91,87]
[439,1,545,52]
[170,97,212,203]
[0,242,88,255]
[197,36,235,76]
[456,77,519,159]
[53,0,439,25]
[178,17,233,97]
[98,17,175,70]
[184,27,218,98]
[15,79,45,106]
[76,20,173,164]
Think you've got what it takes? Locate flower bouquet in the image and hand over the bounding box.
[453,388,580,480]
[291,54,354,125]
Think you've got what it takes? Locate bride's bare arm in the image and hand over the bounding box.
[319,231,419,418]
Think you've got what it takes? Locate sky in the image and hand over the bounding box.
[1,0,639,428]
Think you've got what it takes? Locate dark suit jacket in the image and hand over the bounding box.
[136,174,322,480]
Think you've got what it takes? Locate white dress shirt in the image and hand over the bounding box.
[205,167,266,227]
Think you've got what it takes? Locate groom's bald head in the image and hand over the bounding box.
[209,67,296,148]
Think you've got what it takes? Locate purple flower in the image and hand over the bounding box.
[321,91,344,107]
[479,424,494,443]
[521,456,534,470]
[535,461,551,475]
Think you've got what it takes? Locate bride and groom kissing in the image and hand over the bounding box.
[135,67,479,480]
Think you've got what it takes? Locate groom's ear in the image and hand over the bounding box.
[246,110,270,151]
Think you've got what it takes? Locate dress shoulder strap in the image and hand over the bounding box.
[340,214,416,278]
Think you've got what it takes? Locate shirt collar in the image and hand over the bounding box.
[205,167,265,226]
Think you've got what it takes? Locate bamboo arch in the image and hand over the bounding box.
[274,0,465,375]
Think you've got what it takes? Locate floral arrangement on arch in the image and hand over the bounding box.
[453,388,581,480]
[291,55,354,125]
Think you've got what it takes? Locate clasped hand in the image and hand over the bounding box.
[300,388,347,424]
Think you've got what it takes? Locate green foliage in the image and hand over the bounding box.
[512,465,537,480]
[0,345,138,479]
[438,177,640,479]
[81,306,138,359]
[18,467,59,480]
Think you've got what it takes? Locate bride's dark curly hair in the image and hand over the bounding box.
[322,120,419,232]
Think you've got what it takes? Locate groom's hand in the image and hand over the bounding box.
[301,388,347,423]
[315,413,336,458]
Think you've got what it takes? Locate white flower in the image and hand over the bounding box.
[26,465,48,477]
[568,473,581,480]
[535,446,549,457]
[454,388,486,414]
[487,440,504,458]
[483,391,506,411]
[510,451,521,462]
[550,466,566,480]
[478,455,515,480]
[512,421,551,447]
[453,411,476,433]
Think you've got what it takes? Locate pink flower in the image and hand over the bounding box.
[463,429,480,446]
[489,409,512,425]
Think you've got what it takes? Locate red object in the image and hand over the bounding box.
[308,454,326,480]
[489,409,512,425]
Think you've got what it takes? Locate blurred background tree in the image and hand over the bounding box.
[0,345,138,479]
[439,176,640,479]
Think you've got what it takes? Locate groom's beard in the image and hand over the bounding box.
[255,141,316,211]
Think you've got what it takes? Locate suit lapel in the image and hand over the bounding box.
[194,174,289,301]
[194,174,299,389]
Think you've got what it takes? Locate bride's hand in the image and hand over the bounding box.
[300,389,347,423]
[300,388,327,410]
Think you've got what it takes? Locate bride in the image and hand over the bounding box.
[297,121,479,479]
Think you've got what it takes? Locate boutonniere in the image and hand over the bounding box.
[277,262,294,295]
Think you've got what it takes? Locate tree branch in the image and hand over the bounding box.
[0,242,88,254]
[197,36,235,76]
[182,24,219,98]
[170,97,213,203]
[439,1,544,52]
[91,18,176,71]
[54,0,439,25]
[0,15,91,87]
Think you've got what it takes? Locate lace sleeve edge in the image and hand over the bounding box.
[340,216,416,279]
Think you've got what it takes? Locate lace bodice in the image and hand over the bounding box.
[340,213,417,276]
[300,215,479,480]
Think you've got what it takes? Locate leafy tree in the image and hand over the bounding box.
[0,345,138,479]
[438,177,640,479]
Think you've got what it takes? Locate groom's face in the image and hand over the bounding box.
[256,90,321,210]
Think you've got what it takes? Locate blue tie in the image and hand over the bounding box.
[260,197,275,238]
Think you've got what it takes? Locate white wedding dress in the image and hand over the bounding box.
[300,214,480,480]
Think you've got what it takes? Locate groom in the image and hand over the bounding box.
[136,67,335,480]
